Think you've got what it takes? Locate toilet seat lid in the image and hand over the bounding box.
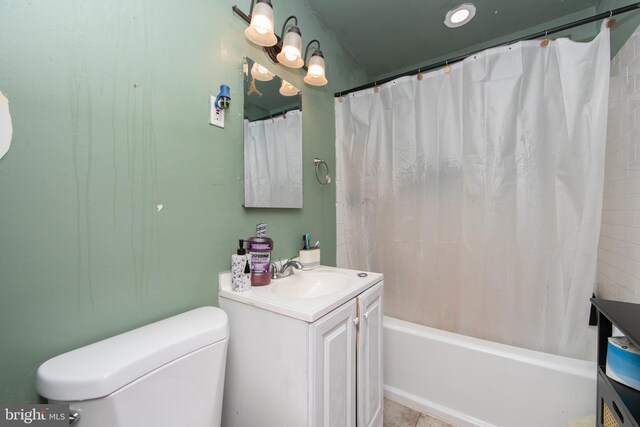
[36,306,229,401]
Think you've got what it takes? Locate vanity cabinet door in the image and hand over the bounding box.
[310,299,358,427]
[357,281,384,427]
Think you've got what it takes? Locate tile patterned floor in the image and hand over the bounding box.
[383,398,457,427]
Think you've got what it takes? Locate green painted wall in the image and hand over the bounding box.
[0,0,368,403]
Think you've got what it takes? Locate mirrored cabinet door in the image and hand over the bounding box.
[243,57,303,208]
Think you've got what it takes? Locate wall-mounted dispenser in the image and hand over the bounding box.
[215,84,231,109]
[210,84,231,128]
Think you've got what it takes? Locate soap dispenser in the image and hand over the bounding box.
[246,223,274,286]
[231,239,250,292]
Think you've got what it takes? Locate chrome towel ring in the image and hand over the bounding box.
[314,158,331,185]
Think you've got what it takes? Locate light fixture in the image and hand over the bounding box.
[303,40,328,86]
[276,16,304,68]
[444,3,476,28]
[251,62,274,81]
[279,80,300,97]
[244,0,277,46]
[232,3,328,82]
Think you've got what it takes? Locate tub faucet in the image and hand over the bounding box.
[270,259,303,279]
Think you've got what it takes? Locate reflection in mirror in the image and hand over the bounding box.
[243,57,303,208]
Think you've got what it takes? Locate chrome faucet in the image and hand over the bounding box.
[281,259,303,277]
[270,258,304,279]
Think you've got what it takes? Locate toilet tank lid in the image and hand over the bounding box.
[36,306,229,401]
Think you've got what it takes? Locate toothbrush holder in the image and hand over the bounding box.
[299,249,320,270]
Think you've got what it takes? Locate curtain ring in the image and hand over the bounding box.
[373,82,379,93]
[314,158,331,185]
[607,11,617,28]
[417,68,423,81]
[540,31,550,48]
[444,60,452,74]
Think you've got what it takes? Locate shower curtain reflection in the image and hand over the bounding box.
[335,24,611,360]
[244,110,302,208]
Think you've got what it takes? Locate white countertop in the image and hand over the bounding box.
[218,266,383,322]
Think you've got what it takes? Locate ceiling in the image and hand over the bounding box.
[304,0,601,80]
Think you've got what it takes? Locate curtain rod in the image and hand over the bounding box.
[247,107,301,123]
[334,2,640,98]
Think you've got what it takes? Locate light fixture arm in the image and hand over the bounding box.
[303,39,321,63]
[247,0,256,17]
[280,16,299,39]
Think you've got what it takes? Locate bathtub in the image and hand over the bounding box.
[384,317,597,427]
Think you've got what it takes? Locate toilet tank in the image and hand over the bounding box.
[36,307,229,427]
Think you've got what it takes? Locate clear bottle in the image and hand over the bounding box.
[246,223,273,286]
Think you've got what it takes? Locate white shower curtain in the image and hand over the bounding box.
[244,110,302,208]
[336,24,610,359]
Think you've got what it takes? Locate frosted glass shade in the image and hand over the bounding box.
[304,51,328,86]
[276,28,304,68]
[245,0,277,46]
[251,62,274,81]
[279,80,300,97]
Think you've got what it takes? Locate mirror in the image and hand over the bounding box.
[243,57,303,208]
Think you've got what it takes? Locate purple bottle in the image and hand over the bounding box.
[246,223,273,286]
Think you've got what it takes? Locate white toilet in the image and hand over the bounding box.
[36,306,229,427]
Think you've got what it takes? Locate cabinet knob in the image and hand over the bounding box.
[363,311,369,319]
[352,317,359,327]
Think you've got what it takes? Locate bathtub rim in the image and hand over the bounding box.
[384,316,596,380]
[384,316,597,427]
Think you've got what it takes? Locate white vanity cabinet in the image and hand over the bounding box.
[356,282,384,427]
[310,298,358,427]
[218,268,383,427]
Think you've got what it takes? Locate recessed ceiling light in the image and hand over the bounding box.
[444,3,476,28]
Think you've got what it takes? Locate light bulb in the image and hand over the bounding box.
[450,9,470,24]
[285,50,298,62]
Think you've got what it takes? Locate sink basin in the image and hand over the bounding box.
[260,270,352,299]
[218,265,383,322]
